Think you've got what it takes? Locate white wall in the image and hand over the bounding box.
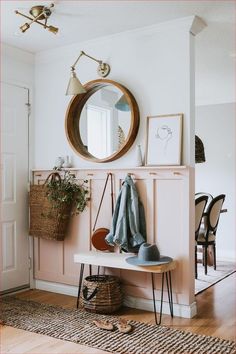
[195,103,236,261]
[195,23,236,106]
[33,17,199,310]
[1,43,35,172]
[1,43,34,86]
[34,17,198,169]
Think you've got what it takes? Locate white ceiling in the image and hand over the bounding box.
[1,1,235,104]
[1,1,235,54]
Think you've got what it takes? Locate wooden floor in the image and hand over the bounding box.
[1,272,235,354]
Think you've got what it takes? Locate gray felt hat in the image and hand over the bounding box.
[125,243,172,266]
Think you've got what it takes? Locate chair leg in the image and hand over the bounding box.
[213,243,216,270]
[202,246,205,266]
[195,245,198,279]
[204,246,208,275]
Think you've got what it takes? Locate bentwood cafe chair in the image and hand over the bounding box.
[196,194,226,276]
[195,195,209,279]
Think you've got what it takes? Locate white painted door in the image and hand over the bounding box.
[0,82,30,292]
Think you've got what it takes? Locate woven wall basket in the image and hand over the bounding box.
[81,275,123,314]
[29,173,73,241]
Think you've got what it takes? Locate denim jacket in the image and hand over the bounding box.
[105,175,146,252]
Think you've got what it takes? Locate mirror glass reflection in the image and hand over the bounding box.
[79,85,131,159]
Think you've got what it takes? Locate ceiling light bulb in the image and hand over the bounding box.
[43,7,52,18]
[20,23,30,33]
[48,25,58,34]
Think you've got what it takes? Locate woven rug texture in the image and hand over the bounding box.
[1,297,235,354]
[195,261,236,294]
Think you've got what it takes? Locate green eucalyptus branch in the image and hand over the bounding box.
[45,170,89,215]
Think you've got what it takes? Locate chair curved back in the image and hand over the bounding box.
[205,194,225,235]
[195,195,208,238]
[195,192,213,209]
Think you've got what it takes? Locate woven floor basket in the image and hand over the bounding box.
[29,183,72,241]
[81,275,123,314]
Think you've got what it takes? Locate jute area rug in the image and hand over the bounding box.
[195,261,236,295]
[1,296,235,354]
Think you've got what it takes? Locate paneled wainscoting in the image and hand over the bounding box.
[31,166,195,318]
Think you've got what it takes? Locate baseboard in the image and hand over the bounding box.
[35,280,78,297]
[124,295,197,319]
[35,280,197,319]
[197,247,236,263]
[0,284,30,296]
[217,252,236,263]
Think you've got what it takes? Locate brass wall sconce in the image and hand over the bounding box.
[15,3,58,34]
[66,51,111,95]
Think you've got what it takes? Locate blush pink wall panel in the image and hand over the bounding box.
[32,167,194,307]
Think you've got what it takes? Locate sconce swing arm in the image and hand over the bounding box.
[66,50,111,95]
[70,51,110,78]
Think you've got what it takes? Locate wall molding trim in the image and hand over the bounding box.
[35,280,197,319]
[36,15,200,64]
[33,167,195,315]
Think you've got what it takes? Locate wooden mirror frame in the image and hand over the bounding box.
[65,79,140,163]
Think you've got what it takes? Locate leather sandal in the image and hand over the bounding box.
[116,319,132,333]
[93,320,114,331]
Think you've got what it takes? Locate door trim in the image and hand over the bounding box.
[0,284,30,296]
[1,80,35,291]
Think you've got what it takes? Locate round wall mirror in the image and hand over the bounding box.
[65,79,139,162]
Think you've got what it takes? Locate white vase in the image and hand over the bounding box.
[62,156,72,168]
[135,145,143,166]
[55,156,64,169]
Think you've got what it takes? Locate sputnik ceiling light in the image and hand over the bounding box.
[66,51,111,95]
[15,3,58,34]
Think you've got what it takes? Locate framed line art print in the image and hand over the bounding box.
[145,113,183,166]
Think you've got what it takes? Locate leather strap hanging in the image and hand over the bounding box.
[44,172,61,185]
[91,173,114,251]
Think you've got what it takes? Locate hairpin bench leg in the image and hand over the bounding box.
[151,272,164,325]
[76,263,85,309]
[166,271,174,317]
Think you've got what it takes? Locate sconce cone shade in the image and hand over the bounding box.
[195,135,206,163]
[66,71,86,95]
[115,94,130,112]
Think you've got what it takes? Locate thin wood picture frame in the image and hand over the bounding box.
[145,113,183,166]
